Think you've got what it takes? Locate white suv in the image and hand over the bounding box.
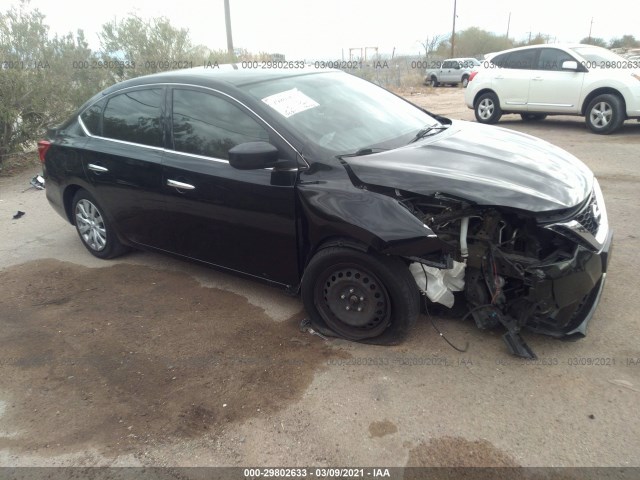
[464,44,640,134]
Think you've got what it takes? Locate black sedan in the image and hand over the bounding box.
[40,66,612,358]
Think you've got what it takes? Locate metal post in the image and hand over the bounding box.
[224,0,234,56]
[450,0,457,57]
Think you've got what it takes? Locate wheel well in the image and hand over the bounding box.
[430,75,437,80]
[63,185,82,225]
[473,88,496,108]
[314,236,369,256]
[581,88,626,116]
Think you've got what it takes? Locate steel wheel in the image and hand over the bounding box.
[474,92,502,124]
[585,94,624,134]
[315,263,391,339]
[301,246,420,344]
[71,189,128,259]
[75,199,107,251]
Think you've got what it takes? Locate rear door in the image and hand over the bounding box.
[491,49,538,110]
[79,88,167,247]
[161,87,300,287]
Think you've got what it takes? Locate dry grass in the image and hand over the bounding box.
[0,151,40,177]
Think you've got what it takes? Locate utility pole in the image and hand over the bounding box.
[588,17,594,42]
[450,0,457,57]
[224,0,234,56]
[506,12,511,39]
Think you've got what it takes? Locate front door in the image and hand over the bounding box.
[161,87,300,287]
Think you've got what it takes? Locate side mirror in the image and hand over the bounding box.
[228,141,279,170]
[561,60,579,71]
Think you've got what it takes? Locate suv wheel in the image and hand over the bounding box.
[474,92,502,124]
[301,247,420,345]
[430,76,439,87]
[586,94,625,134]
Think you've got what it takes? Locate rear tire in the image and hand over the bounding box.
[474,92,502,124]
[301,247,420,345]
[585,94,625,134]
[461,75,469,88]
[72,189,128,259]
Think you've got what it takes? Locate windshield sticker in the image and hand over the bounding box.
[261,88,319,118]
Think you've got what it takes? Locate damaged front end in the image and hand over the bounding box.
[401,179,612,358]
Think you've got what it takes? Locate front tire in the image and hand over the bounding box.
[430,76,439,87]
[585,94,624,134]
[72,189,128,259]
[474,92,502,124]
[301,247,420,345]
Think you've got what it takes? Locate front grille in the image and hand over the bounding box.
[575,193,600,236]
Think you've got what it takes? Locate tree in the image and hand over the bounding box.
[609,35,640,49]
[436,27,512,58]
[0,1,108,163]
[580,37,608,47]
[514,33,551,47]
[419,34,444,58]
[99,15,202,81]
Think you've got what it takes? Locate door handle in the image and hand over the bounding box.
[167,179,195,190]
[88,163,109,173]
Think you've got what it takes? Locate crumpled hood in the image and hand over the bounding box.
[343,121,594,212]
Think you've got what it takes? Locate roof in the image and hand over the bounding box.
[101,64,334,95]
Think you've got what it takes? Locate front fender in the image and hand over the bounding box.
[297,182,448,259]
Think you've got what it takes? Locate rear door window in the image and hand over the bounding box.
[102,89,163,147]
[504,50,538,70]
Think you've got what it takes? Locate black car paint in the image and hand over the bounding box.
[343,121,593,212]
[43,67,612,352]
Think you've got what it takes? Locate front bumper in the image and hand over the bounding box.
[527,219,613,338]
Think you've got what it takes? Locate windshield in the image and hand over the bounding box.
[570,46,626,63]
[240,71,439,155]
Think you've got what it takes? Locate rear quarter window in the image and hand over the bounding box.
[80,99,106,135]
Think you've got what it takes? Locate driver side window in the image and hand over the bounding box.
[171,89,269,160]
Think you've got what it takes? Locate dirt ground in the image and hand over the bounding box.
[0,88,639,471]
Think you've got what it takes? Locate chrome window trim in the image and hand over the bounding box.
[77,82,308,169]
[78,116,166,152]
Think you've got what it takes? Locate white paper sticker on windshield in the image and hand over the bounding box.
[261,88,319,118]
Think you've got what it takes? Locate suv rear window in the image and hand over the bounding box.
[504,50,537,69]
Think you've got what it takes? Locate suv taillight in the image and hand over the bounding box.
[37,140,51,163]
[469,71,478,82]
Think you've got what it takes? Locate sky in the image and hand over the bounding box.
[2,0,638,59]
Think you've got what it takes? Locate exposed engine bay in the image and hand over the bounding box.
[398,191,609,359]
